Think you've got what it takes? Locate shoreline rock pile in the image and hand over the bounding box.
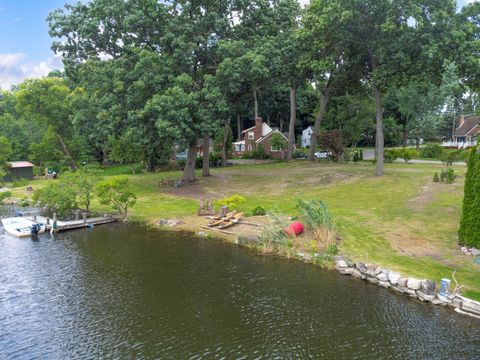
[333,255,480,320]
[460,246,480,257]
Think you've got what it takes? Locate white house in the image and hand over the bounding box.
[301,126,314,148]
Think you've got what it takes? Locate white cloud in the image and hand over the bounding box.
[0,53,64,90]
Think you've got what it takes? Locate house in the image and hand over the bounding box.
[442,114,480,148]
[236,117,289,159]
[3,161,34,182]
[175,138,214,159]
[301,126,314,148]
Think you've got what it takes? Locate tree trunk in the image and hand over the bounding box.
[56,133,78,170]
[287,86,297,161]
[102,146,108,166]
[202,134,210,177]
[308,90,330,161]
[182,138,198,182]
[373,80,384,176]
[237,113,242,140]
[266,115,271,126]
[253,89,259,119]
[222,116,231,166]
[415,138,420,151]
[402,122,408,147]
[279,118,284,133]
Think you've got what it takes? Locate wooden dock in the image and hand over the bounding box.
[24,215,118,232]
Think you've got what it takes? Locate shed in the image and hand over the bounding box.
[4,161,34,182]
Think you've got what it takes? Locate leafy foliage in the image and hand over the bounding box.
[96,176,136,219]
[219,194,246,211]
[459,147,480,247]
[297,199,334,230]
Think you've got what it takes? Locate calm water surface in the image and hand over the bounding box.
[1,221,479,359]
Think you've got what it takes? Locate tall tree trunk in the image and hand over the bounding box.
[266,115,271,126]
[287,86,297,161]
[253,89,259,119]
[237,113,242,140]
[56,133,78,170]
[402,122,408,147]
[182,138,198,182]
[222,116,231,166]
[279,118,284,133]
[415,138,420,151]
[102,146,108,166]
[308,90,330,161]
[202,134,210,177]
[373,80,384,176]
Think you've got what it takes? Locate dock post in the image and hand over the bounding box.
[83,212,87,225]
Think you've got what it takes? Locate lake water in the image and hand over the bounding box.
[1,221,479,359]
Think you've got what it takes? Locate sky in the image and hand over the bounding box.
[0,0,476,89]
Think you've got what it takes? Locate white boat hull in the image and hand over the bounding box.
[1,217,45,237]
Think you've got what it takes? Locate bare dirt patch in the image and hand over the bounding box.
[407,182,443,212]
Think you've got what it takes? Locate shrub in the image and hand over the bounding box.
[421,144,444,159]
[293,148,308,159]
[433,172,440,182]
[384,149,399,163]
[459,147,480,247]
[260,212,290,252]
[319,130,344,162]
[33,182,78,217]
[0,190,12,203]
[219,194,246,210]
[440,168,456,184]
[241,151,254,159]
[96,176,136,219]
[297,199,334,230]
[396,148,419,162]
[252,144,267,160]
[252,206,266,216]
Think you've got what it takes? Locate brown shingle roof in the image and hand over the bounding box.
[455,116,480,136]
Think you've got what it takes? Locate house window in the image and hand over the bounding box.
[248,131,254,140]
[271,144,281,152]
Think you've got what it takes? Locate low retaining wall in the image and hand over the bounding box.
[333,256,480,320]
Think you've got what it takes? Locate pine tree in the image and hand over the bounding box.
[459,146,479,246]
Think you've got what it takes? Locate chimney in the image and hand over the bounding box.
[254,117,263,141]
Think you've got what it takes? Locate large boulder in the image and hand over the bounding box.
[339,267,354,275]
[367,277,379,285]
[378,281,390,288]
[376,273,388,282]
[417,291,436,303]
[356,262,368,275]
[397,277,408,288]
[352,269,365,279]
[335,260,348,269]
[387,271,401,286]
[421,280,436,296]
[407,278,422,290]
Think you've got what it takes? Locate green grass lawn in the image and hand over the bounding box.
[8,160,480,300]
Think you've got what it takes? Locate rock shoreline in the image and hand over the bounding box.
[333,255,480,320]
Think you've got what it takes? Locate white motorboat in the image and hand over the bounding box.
[1,217,45,237]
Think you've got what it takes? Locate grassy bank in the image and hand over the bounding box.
[8,160,480,300]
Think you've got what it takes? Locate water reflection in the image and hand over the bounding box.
[0,221,479,359]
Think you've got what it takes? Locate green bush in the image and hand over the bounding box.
[252,144,267,160]
[459,147,480,247]
[0,190,12,203]
[396,148,419,162]
[421,144,444,159]
[252,206,267,216]
[440,168,456,184]
[293,148,308,159]
[241,151,254,159]
[384,149,399,163]
[219,194,246,210]
[297,199,334,230]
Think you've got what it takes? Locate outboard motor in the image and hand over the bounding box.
[30,223,41,236]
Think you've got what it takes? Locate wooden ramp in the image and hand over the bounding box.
[24,215,118,232]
